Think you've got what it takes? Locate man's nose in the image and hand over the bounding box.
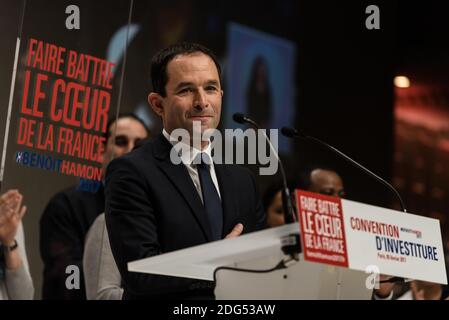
[194,89,208,109]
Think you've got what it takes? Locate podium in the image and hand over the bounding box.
[128,223,372,299]
[128,191,447,299]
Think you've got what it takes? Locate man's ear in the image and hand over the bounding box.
[148,92,164,117]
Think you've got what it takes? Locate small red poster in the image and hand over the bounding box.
[295,189,349,267]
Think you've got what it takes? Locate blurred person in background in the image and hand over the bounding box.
[83,138,151,300]
[264,166,345,228]
[39,114,149,299]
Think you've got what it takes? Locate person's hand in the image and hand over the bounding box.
[374,274,395,298]
[225,223,243,239]
[414,289,425,300]
[0,190,27,246]
[410,280,443,300]
[410,282,426,300]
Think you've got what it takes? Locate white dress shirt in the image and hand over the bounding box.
[162,129,221,203]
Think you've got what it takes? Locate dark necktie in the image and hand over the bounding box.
[196,153,223,240]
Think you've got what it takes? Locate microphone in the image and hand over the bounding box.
[233,113,296,224]
[281,126,407,213]
[280,127,305,139]
[232,113,259,128]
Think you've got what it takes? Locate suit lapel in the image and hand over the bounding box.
[153,134,213,242]
[214,164,239,235]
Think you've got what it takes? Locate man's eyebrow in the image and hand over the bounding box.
[174,80,220,91]
[174,82,194,91]
[205,80,220,86]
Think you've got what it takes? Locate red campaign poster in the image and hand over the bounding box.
[295,189,349,267]
[14,37,114,181]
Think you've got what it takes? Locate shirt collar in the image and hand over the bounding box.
[162,128,213,165]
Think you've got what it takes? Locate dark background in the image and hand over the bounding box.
[1,0,448,298]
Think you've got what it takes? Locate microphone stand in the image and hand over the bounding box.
[281,127,407,213]
[233,114,296,224]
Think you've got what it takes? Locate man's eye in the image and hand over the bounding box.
[320,189,334,196]
[179,88,193,94]
[206,86,218,91]
[114,136,129,146]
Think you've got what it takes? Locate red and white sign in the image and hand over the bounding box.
[296,190,349,267]
[295,189,448,284]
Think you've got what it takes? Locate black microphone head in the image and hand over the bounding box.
[232,113,246,124]
[281,127,298,138]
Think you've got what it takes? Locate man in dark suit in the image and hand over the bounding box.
[105,42,266,299]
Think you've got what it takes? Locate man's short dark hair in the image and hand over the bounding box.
[297,165,340,190]
[151,42,222,97]
[104,113,150,143]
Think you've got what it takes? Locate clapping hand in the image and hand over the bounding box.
[0,190,27,246]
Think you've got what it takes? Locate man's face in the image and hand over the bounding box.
[150,52,223,136]
[102,117,148,169]
[309,169,345,198]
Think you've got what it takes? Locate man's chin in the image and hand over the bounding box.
[191,126,212,136]
[189,122,216,132]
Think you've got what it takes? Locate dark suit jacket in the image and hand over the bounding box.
[40,185,104,300]
[105,133,266,299]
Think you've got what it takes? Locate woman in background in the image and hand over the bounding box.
[246,56,273,129]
